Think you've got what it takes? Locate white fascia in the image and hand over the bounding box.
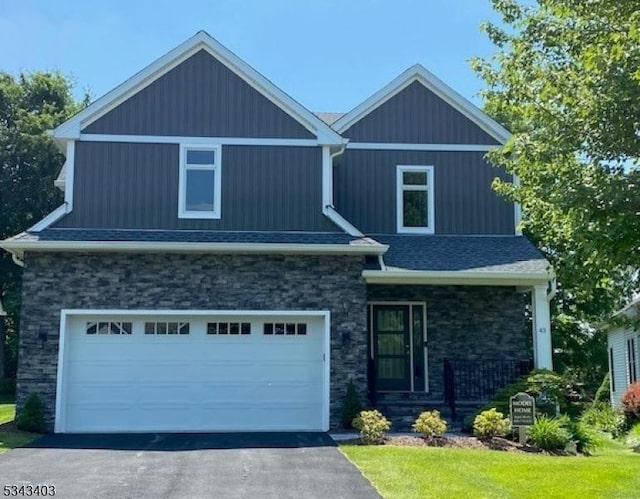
[29,140,75,232]
[0,240,388,259]
[362,269,552,287]
[321,145,365,238]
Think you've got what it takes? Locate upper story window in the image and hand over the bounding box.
[178,144,221,219]
[397,165,434,234]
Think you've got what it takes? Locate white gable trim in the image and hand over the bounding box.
[333,64,511,144]
[52,31,343,145]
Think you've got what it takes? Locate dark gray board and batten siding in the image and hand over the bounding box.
[83,50,314,139]
[55,141,337,232]
[342,81,501,145]
[333,150,514,235]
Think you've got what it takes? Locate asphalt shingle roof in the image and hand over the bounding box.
[373,234,549,273]
[11,229,359,245]
[9,230,548,274]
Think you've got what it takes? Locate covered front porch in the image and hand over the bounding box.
[361,235,554,426]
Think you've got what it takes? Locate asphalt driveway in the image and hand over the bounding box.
[0,432,380,499]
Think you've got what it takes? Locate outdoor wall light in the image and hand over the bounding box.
[38,327,48,348]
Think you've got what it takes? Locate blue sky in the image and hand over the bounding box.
[0,0,502,112]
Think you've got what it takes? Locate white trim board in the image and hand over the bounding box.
[55,309,331,433]
[51,31,343,146]
[363,269,552,287]
[1,239,388,258]
[78,134,322,147]
[347,143,498,152]
[333,64,511,144]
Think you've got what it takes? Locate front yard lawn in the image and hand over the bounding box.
[341,438,640,498]
[0,398,38,454]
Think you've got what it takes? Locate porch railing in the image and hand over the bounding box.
[443,358,533,420]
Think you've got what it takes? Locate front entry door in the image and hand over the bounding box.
[373,305,411,391]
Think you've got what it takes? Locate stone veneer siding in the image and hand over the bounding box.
[18,252,368,432]
[368,285,530,399]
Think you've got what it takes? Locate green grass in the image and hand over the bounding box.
[0,399,37,454]
[0,399,16,425]
[341,438,640,499]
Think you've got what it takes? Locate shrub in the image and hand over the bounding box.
[412,410,447,438]
[0,378,16,397]
[464,369,568,432]
[16,393,46,433]
[592,373,611,405]
[527,416,571,451]
[625,422,640,451]
[340,380,363,429]
[621,382,640,424]
[352,410,391,445]
[580,402,626,437]
[568,421,600,456]
[473,408,511,438]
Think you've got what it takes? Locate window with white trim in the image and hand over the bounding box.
[397,165,435,234]
[178,144,221,219]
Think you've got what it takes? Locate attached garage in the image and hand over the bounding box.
[55,310,330,433]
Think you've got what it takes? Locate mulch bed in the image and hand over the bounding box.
[344,434,574,455]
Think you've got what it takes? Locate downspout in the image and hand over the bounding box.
[11,253,24,268]
[321,143,365,237]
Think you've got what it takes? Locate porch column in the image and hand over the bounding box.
[532,284,553,370]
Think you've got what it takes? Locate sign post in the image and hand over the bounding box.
[510,392,535,444]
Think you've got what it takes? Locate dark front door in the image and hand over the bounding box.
[373,305,411,391]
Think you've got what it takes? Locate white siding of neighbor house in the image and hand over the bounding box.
[608,327,627,407]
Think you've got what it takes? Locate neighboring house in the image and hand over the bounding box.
[608,297,640,407]
[0,31,554,433]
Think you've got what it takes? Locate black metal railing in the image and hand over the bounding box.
[443,358,533,420]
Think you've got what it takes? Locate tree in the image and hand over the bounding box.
[474,0,640,386]
[0,71,87,377]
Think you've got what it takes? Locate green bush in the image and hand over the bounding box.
[463,375,530,432]
[568,420,600,456]
[580,402,626,437]
[352,409,391,445]
[412,410,447,438]
[340,380,363,429]
[473,408,511,438]
[624,422,640,451]
[527,416,571,451]
[16,393,46,433]
[0,378,16,397]
[592,373,611,405]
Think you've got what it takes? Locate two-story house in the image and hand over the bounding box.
[1,31,553,433]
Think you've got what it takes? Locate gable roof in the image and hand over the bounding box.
[52,31,344,145]
[332,64,511,144]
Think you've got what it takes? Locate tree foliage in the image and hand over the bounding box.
[0,71,87,376]
[474,0,640,384]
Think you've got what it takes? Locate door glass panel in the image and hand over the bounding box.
[378,334,405,356]
[412,305,425,391]
[377,310,405,331]
[377,359,405,380]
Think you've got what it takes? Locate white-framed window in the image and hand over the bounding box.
[396,165,435,234]
[178,144,221,219]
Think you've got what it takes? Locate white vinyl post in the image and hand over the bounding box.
[532,284,553,370]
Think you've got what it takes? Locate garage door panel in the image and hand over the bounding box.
[61,313,326,432]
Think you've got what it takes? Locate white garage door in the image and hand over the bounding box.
[57,312,327,433]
